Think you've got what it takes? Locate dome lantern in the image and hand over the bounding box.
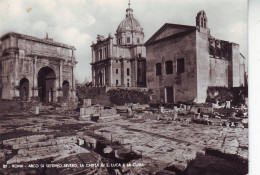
[116,0,144,46]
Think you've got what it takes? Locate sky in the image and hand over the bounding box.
[0,0,248,83]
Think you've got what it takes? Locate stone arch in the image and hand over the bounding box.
[37,66,57,102]
[62,80,70,101]
[19,78,29,101]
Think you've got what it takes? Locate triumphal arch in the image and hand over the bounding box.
[0,32,77,103]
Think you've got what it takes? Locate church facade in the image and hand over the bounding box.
[91,4,146,88]
[0,32,77,103]
[145,11,247,103]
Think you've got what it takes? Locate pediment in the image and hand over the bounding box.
[145,23,196,45]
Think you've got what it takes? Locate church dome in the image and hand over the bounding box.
[116,8,143,34]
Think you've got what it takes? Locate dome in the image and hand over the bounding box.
[116,8,143,34]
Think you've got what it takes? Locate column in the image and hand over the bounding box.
[59,61,63,88]
[92,68,95,86]
[32,56,38,98]
[110,60,113,86]
[72,65,75,90]
[69,65,76,101]
[13,52,19,98]
[135,59,138,87]
[103,67,105,86]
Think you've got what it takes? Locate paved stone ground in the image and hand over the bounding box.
[0,112,109,175]
[0,111,248,174]
[93,116,248,173]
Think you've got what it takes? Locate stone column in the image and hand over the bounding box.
[102,66,104,85]
[135,58,138,87]
[92,49,95,63]
[71,65,76,101]
[72,66,75,89]
[59,61,63,89]
[12,52,19,99]
[32,56,38,98]
[92,68,95,86]
[110,60,113,86]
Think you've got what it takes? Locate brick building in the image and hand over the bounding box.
[91,3,146,88]
[0,32,77,103]
[145,11,247,103]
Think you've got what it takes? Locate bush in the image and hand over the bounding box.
[107,89,150,105]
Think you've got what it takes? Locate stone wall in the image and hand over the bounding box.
[196,31,210,103]
[0,100,21,113]
[146,31,197,103]
[209,58,229,87]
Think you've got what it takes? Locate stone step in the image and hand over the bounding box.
[17,143,76,156]
[12,136,77,150]
[3,135,50,146]
[7,144,90,164]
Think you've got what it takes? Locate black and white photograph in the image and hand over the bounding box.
[0,0,251,174]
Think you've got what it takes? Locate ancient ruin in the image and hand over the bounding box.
[0,32,77,103]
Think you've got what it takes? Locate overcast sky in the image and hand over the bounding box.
[0,0,248,83]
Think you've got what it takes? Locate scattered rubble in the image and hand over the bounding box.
[0,98,248,174]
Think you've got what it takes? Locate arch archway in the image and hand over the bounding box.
[19,78,29,101]
[62,80,70,101]
[37,67,56,102]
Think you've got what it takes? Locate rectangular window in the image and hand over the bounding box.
[165,61,173,74]
[116,69,118,74]
[127,68,130,76]
[116,80,118,85]
[127,79,130,87]
[155,63,161,76]
[177,58,185,73]
[127,37,130,43]
[137,38,140,44]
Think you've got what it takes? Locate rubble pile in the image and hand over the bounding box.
[0,95,248,174]
[79,99,120,121]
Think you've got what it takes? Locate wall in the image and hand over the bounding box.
[196,31,210,103]
[146,31,197,103]
[209,58,229,87]
[0,100,21,113]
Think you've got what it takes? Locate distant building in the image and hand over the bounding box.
[0,32,77,103]
[145,11,247,103]
[91,3,146,88]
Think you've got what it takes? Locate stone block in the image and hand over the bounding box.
[83,99,92,107]
[35,106,39,114]
[80,108,85,116]
[77,138,84,146]
[226,101,231,108]
[159,106,164,113]
[83,136,97,149]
